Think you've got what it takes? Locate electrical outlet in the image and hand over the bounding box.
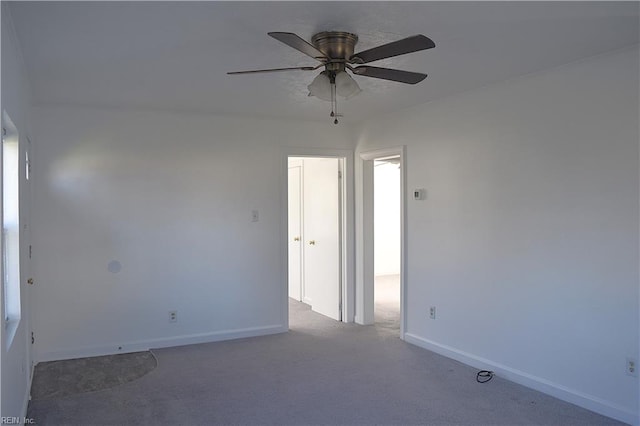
[627,357,637,377]
[169,311,178,323]
[429,306,436,319]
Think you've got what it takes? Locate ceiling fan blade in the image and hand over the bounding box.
[350,35,435,64]
[352,66,427,84]
[227,65,319,75]
[268,32,328,61]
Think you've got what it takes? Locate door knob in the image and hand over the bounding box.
[308,240,316,245]
[293,237,300,241]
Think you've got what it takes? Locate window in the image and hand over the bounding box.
[2,111,21,347]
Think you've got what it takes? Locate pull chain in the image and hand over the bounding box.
[332,82,338,124]
[329,72,339,125]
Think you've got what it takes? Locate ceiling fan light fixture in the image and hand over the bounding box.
[308,70,361,101]
[307,71,333,101]
[335,70,361,99]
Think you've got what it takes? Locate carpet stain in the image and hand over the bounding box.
[30,351,157,400]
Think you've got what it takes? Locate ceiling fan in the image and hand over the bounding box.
[228,31,435,123]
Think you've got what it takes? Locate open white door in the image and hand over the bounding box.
[303,158,341,320]
[287,162,303,301]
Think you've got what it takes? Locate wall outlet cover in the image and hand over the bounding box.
[626,357,637,377]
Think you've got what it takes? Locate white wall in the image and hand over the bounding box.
[30,105,354,362]
[356,47,639,424]
[1,3,33,420]
[374,162,400,276]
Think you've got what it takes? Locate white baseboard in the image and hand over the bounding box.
[36,324,287,364]
[404,333,638,426]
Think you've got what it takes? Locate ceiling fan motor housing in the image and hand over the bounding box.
[311,31,358,61]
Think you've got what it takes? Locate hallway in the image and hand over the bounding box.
[374,274,400,333]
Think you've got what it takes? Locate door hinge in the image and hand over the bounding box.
[338,170,342,179]
[31,332,34,344]
[29,245,32,259]
[2,127,6,137]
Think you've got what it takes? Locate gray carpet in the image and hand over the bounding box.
[26,299,624,425]
[375,274,401,334]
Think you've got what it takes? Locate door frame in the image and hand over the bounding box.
[281,148,354,328]
[357,146,407,338]
[287,159,304,302]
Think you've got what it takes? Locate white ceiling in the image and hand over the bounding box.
[8,1,639,124]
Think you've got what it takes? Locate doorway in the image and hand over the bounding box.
[359,147,406,337]
[287,156,344,322]
[374,157,401,333]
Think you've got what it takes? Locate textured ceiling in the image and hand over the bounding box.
[8,1,639,124]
